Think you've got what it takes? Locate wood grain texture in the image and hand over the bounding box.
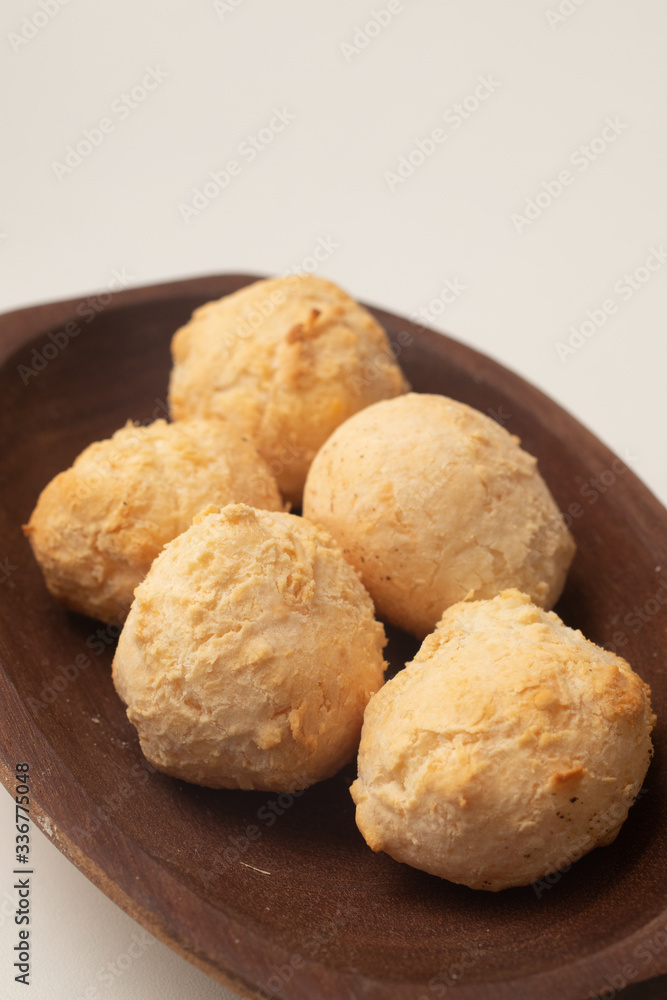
[0,273,665,1000]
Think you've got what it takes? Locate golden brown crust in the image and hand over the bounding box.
[351,590,655,891]
[112,505,387,791]
[24,419,283,624]
[303,393,576,637]
[168,275,409,505]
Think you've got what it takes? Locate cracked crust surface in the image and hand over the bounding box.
[350,590,655,891]
[24,419,283,624]
[168,275,409,505]
[303,393,576,637]
[112,504,387,791]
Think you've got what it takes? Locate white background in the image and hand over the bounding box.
[1,1,666,997]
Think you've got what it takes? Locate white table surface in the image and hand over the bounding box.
[1,1,666,997]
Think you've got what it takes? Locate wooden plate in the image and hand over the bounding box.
[0,274,665,1000]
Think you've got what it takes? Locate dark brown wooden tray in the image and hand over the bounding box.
[0,274,665,1000]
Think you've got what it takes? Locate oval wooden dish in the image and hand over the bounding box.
[0,275,666,1000]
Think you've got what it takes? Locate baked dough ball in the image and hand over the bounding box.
[24,419,282,624]
[351,590,655,891]
[168,275,409,505]
[303,393,576,638]
[112,504,387,791]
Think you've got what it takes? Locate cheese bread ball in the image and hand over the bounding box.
[24,419,283,624]
[168,275,409,505]
[303,393,576,638]
[112,504,387,791]
[351,590,655,891]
